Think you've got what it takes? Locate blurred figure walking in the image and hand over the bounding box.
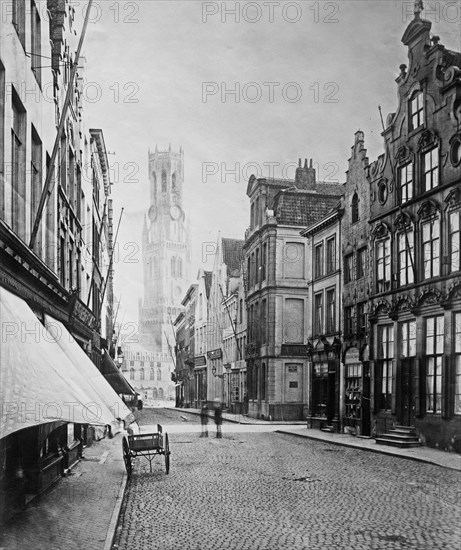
[200,404,209,437]
[214,399,222,438]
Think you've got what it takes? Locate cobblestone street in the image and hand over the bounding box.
[113,409,461,550]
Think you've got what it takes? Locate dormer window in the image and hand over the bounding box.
[399,162,413,203]
[423,147,439,191]
[410,91,424,131]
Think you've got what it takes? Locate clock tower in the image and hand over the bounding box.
[139,145,191,355]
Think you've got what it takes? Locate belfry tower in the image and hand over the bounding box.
[139,145,191,354]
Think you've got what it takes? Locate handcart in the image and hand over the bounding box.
[122,424,170,478]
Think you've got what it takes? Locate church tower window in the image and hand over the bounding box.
[162,170,167,192]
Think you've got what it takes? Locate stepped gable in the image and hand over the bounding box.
[222,238,245,273]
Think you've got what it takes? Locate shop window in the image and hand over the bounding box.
[454,313,461,415]
[422,218,440,279]
[398,163,413,203]
[376,238,391,292]
[398,230,414,286]
[423,147,439,192]
[345,363,362,419]
[425,316,444,413]
[357,247,367,280]
[377,325,394,410]
[409,91,424,130]
[312,362,328,417]
[449,210,460,273]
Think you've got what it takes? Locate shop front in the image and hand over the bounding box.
[342,346,371,436]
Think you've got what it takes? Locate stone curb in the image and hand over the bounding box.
[103,471,128,550]
[276,429,461,472]
[170,407,305,425]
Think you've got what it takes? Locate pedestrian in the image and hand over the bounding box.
[137,399,143,411]
[214,399,222,438]
[200,404,209,437]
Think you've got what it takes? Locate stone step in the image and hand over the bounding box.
[320,426,335,433]
[378,433,419,441]
[394,425,417,432]
[388,428,417,436]
[375,437,422,448]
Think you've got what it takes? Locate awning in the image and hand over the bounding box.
[100,350,137,396]
[0,287,130,439]
[44,316,133,423]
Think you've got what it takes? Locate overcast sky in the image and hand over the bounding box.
[81,0,460,326]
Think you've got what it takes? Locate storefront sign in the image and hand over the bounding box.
[194,355,207,367]
[345,347,360,364]
[207,348,222,360]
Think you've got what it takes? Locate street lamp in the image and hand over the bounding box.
[211,365,224,379]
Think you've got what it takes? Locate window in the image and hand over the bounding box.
[423,147,439,191]
[130,361,134,366]
[326,289,336,334]
[314,243,324,278]
[140,368,145,381]
[178,257,183,278]
[157,368,162,381]
[31,126,42,252]
[410,91,424,130]
[261,243,267,280]
[345,363,362,418]
[454,313,461,415]
[31,1,42,87]
[247,258,251,288]
[344,254,353,283]
[425,316,444,413]
[285,242,305,279]
[12,0,26,48]
[171,256,176,277]
[162,170,167,192]
[314,293,323,335]
[399,163,413,203]
[357,302,367,336]
[377,325,394,410]
[344,305,354,336]
[130,368,135,380]
[260,299,267,344]
[357,247,367,279]
[326,236,336,274]
[400,320,416,357]
[172,172,176,189]
[11,88,26,237]
[376,238,391,292]
[398,231,414,286]
[351,193,359,223]
[449,211,460,273]
[255,248,259,284]
[239,299,243,324]
[422,219,440,279]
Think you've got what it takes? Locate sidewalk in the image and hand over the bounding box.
[172,406,461,470]
[169,405,306,425]
[0,431,127,550]
[276,426,461,471]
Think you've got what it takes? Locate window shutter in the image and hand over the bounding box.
[372,360,380,414]
[391,359,397,414]
[414,355,426,418]
[442,354,454,419]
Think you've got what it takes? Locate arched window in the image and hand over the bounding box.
[140,368,145,380]
[162,170,167,192]
[351,193,359,223]
[150,368,155,380]
[157,368,162,381]
[171,256,176,277]
[130,368,135,380]
[153,387,158,399]
[172,172,176,189]
[177,257,183,278]
[152,172,157,195]
[158,387,164,399]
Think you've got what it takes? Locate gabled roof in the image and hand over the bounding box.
[222,238,245,273]
[274,192,342,227]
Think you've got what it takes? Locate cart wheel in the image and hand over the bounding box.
[164,433,170,474]
[122,436,132,479]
